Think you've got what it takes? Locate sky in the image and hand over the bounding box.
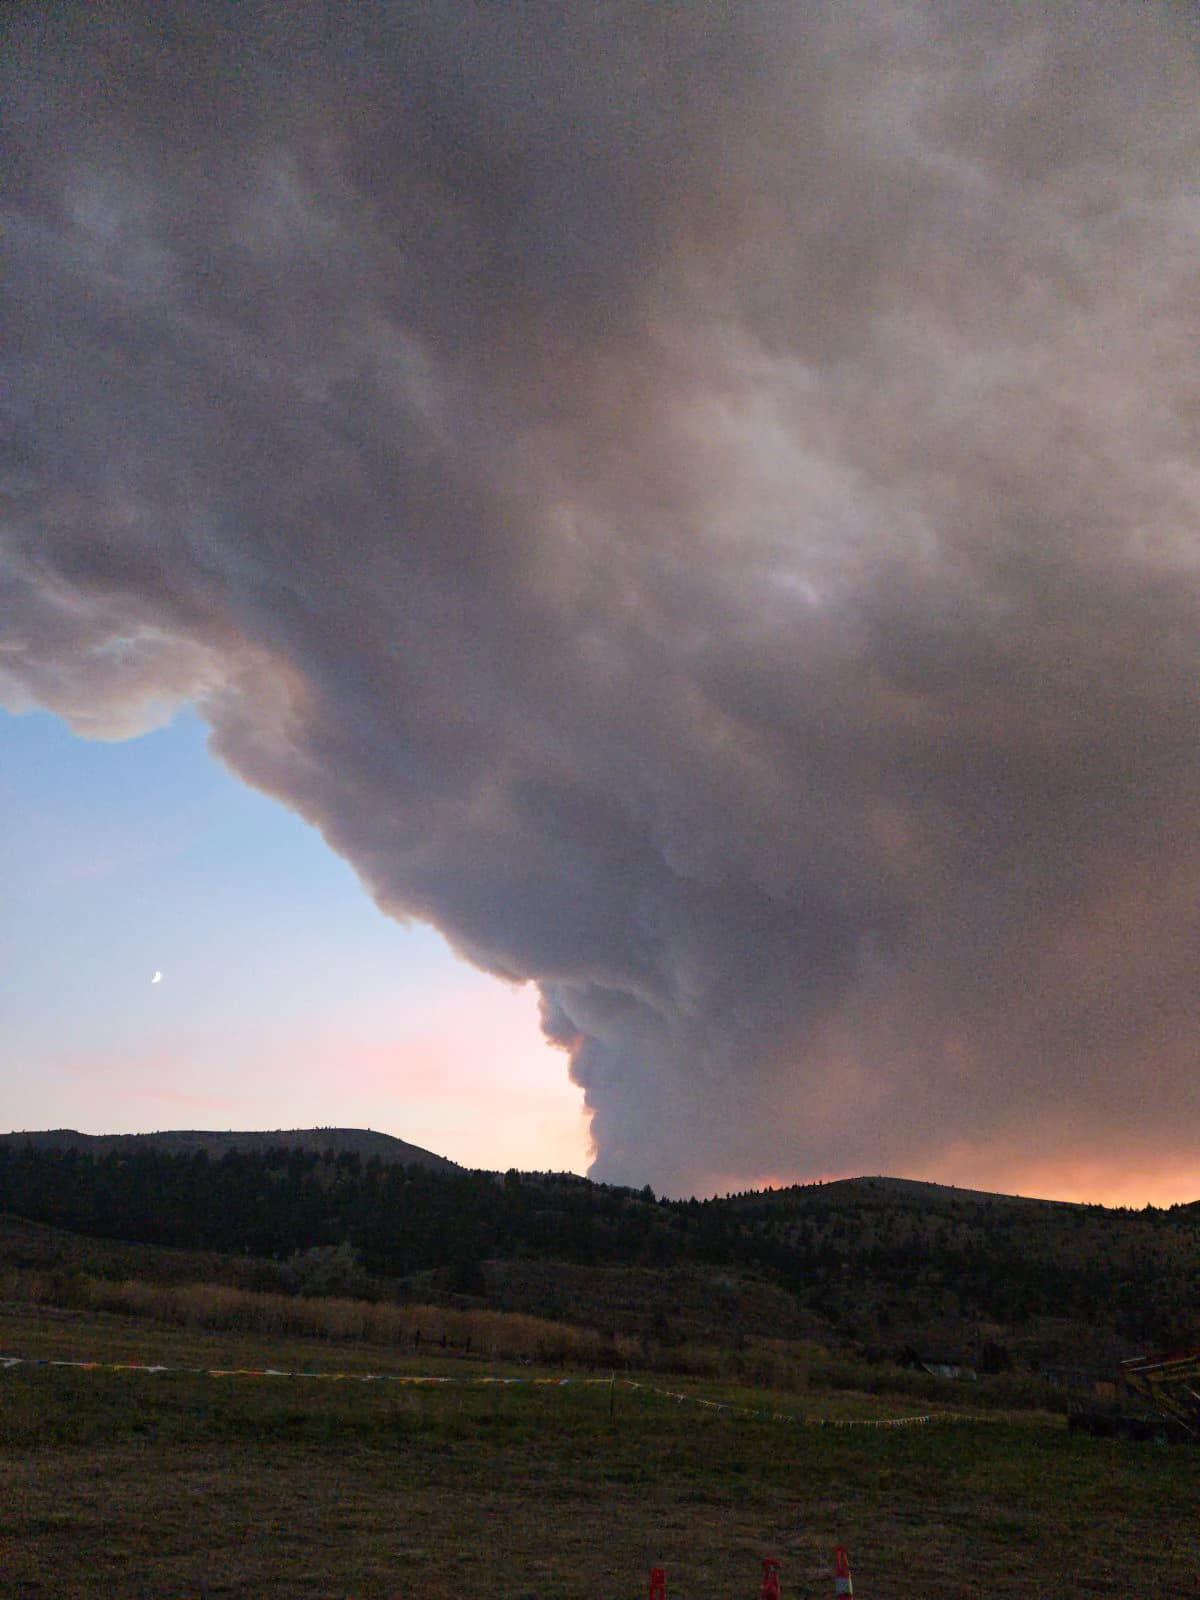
[0,706,590,1172]
[3,2,1200,1205]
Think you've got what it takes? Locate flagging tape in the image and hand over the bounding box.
[0,1355,609,1385]
[620,1379,986,1428]
[0,1354,988,1426]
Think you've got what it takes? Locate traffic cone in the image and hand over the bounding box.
[834,1546,853,1597]
[761,1556,781,1599]
[649,1566,667,1600]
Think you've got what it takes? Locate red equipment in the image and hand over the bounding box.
[834,1546,854,1596]
[761,1556,781,1599]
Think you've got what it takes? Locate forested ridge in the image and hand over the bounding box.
[2,1140,1198,1350]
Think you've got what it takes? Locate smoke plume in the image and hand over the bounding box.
[4,1,1199,1193]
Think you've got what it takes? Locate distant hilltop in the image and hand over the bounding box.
[0,1127,459,1173]
[799,1175,1082,1209]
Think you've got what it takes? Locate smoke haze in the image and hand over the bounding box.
[4,1,1199,1193]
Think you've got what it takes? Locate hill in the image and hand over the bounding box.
[0,1210,289,1294]
[2,1135,1199,1366]
[798,1175,1081,1209]
[0,1126,457,1173]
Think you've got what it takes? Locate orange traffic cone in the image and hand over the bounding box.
[761,1556,781,1599]
[650,1566,667,1600]
[834,1546,854,1596]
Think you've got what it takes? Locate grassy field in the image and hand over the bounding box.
[0,1306,1197,1598]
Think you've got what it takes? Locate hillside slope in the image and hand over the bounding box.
[802,1175,1080,1209]
[0,1127,458,1173]
[2,1136,1197,1366]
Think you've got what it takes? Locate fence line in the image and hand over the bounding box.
[1,1352,994,1427]
[0,1354,609,1385]
[620,1378,990,1428]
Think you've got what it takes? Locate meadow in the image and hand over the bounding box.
[1,1302,1196,1599]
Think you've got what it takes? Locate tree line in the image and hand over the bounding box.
[1,1141,1196,1344]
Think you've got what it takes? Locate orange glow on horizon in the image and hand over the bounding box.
[699,1162,1200,1209]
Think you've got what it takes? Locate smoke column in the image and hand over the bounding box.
[4,2,1199,1193]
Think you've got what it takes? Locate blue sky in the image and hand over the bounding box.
[1,709,590,1170]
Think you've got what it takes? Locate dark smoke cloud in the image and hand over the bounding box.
[4,2,1199,1193]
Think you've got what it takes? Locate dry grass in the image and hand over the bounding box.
[0,1303,1196,1600]
[2,1269,1069,1424]
[2,1269,639,1369]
